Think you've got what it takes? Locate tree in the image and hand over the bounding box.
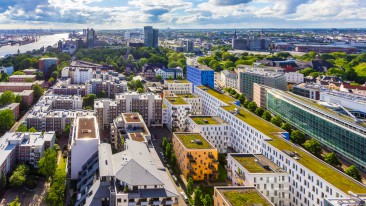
[51,71,58,80]
[262,111,272,121]
[38,148,57,181]
[345,165,362,182]
[97,90,108,98]
[193,187,203,206]
[170,153,176,168]
[324,152,341,167]
[138,58,148,68]
[300,67,316,77]
[48,77,55,84]
[0,91,16,105]
[17,124,28,132]
[187,177,194,197]
[255,107,264,117]
[0,109,15,129]
[82,94,96,109]
[137,88,144,93]
[165,143,172,162]
[46,162,66,205]
[243,100,250,108]
[53,144,61,151]
[238,94,245,104]
[33,84,44,100]
[9,164,28,187]
[290,130,306,145]
[247,101,257,112]
[281,123,292,133]
[270,115,283,127]
[25,78,34,82]
[15,95,22,103]
[156,75,163,81]
[19,58,33,70]
[162,137,168,152]
[0,174,6,197]
[302,138,322,157]
[7,196,21,206]
[203,194,212,206]
[28,127,37,133]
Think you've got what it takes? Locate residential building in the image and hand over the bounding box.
[214,186,274,206]
[237,66,287,100]
[187,65,214,90]
[266,89,366,171]
[144,26,159,48]
[155,68,183,79]
[220,70,238,89]
[0,132,55,176]
[185,116,230,153]
[172,132,219,181]
[9,75,36,82]
[163,97,191,132]
[0,66,14,75]
[325,193,366,206]
[285,71,304,84]
[0,81,45,92]
[69,116,100,179]
[292,83,322,100]
[110,113,151,150]
[61,67,93,84]
[227,154,289,205]
[253,83,269,109]
[295,44,357,54]
[39,57,59,73]
[174,93,202,115]
[23,68,38,75]
[75,140,179,206]
[164,79,193,95]
[1,90,34,106]
[0,103,20,120]
[194,85,366,206]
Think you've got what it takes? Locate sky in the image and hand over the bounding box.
[1,0,366,29]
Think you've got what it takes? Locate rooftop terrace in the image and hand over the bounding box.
[165,97,188,105]
[174,133,214,149]
[219,188,272,206]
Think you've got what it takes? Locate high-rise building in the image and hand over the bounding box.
[39,57,59,74]
[187,65,214,90]
[86,28,96,48]
[144,26,159,48]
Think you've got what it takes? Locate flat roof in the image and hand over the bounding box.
[197,86,235,104]
[165,97,188,105]
[123,113,143,123]
[77,117,97,139]
[174,133,214,149]
[231,154,282,173]
[9,75,36,78]
[217,187,273,206]
[190,116,221,125]
[165,79,190,83]
[176,93,197,98]
[129,133,146,142]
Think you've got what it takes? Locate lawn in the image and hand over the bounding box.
[190,116,219,125]
[165,97,188,105]
[222,190,271,206]
[175,133,214,149]
[234,156,273,173]
[218,164,227,182]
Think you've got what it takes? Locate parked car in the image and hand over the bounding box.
[180,192,188,203]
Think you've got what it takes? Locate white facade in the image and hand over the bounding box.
[179,95,202,115]
[186,116,230,153]
[164,80,193,94]
[285,72,304,84]
[221,70,238,89]
[163,97,191,132]
[62,67,93,84]
[320,91,366,113]
[155,68,183,80]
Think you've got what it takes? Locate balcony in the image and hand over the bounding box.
[187,153,194,160]
[189,159,196,164]
[235,170,245,181]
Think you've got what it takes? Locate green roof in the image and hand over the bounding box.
[165,97,188,105]
[197,86,234,104]
[166,79,190,83]
[175,133,214,149]
[233,156,273,173]
[221,190,272,206]
[190,116,220,125]
[176,93,197,98]
[162,103,167,109]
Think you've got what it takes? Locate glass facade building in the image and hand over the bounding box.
[266,89,366,170]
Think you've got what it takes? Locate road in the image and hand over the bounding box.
[10,112,28,132]
[150,126,188,206]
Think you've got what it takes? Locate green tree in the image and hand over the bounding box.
[156,75,163,81]
[193,187,203,206]
[33,84,44,100]
[238,94,245,104]
[25,78,34,82]
[28,127,37,133]
[15,95,22,103]
[327,67,345,78]
[270,115,283,127]
[302,138,322,157]
[281,123,292,133]
[46,162,66,205]
[7,196,21,206]
[255,107,264,117]
[168,61,179,68]
[300,67,316,77]
[170,153,177,168]
[137,88,144,93]
[243,100,250,108]
[97,90,108,98]
[82,94,96,109]
[290,130,306,145]
[247,101,257,112]
[0,109,15,129]
[0,91,16,105]
[9,164,28,187]
[0,73,9,82]
[0,174,6,197]
[203,194,212,206]
[345,165,362,182]
[162,137,168,152]
[48,77,55,84]
[53,144,61,151]
[51,71,58,80]
[38,148,57,181]
[17,124,28,132]
[324,152,341,167]
[187,177,194,197]
[262,111,272,121]
[165,143,172,162]
[19,58,33,70]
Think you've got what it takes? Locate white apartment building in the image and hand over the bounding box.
[69,116,100,179]
[163,97,191,132]
[227,153,290,206]
[164,79,193,95]
[62,67,93,84]
[175,93,202,115]
[194,85,366,206]
[221,70,238,89]
[186,115,230,153]
[155,68,183,79]
[285,72,304,84]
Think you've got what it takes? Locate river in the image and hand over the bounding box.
[0,33,69,57]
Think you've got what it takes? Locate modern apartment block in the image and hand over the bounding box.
[69,116,100,179]
[39,57,59,73]
[163,97,191,132]
[214,186,274,206]
[0,132,56,176]
[324,193,366,206]
[9,75,37,82]
[227,154,290,205]
[75,140,179,206]
[95,92,163,129]
[174,93,201,115]
[237,66,287,100]
[187,65,214,90]
[61,67,93,84]
[164,79,193,95]
[110,113,151,150]
[185,116,230,153]
[1,90,34,106]
[285,71,304,84]
[220,70,238,89]
[266,89,366,171]
[194,85,366,206]
[172,132,219,181]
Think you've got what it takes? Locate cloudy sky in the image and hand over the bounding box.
[0,0,366,29]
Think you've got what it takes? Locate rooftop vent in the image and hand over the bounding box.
[82,129,91,134]
[203,119,208,124]
[194,139,203,145]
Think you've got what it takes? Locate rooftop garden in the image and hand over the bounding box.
[175,133,213,149]
[190,116,220,125]
[166,79,190,83]
[233,156,273,173]
[162,103,167,109]
[222,190,271,206]
[176,93,196,98]
[165,97,188,105]
[197,86,234,104]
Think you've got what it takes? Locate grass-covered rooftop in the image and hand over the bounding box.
[221,189,272,206]
[165,97,188,105]
[197,86,234,104]
[174,133,214,149]
[233,156,273,173]
[190,116,220,125]
[166,79,190,83]
[176,93,197,98]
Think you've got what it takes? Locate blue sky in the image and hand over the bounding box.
[0,0,366,29]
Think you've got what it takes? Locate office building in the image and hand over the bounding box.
[86,28,96,48]
[320,90,366,114]
[292,83,322,100]
[194,85,366,206]
[187,65,214,90]
[39,57,59,73]
[172,132,219,181]
[237,66,287,100]
[232,37,269,51]
[227,154,289,205]
[185,116,230,153]
[183,40,194,53]
[214,186,274,206]
[69,116,100,179]
[75,140,179,206]
[144,26,159,48]
[163,97,191,132]
[266,89,366,170]
[220,70,238,89]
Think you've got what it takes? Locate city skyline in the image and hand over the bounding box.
[1,0,366,29]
